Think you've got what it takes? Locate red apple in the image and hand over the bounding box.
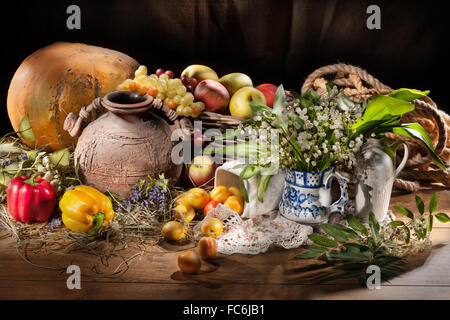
[188,155,217,187]
[194,80,230,113]
[256,83,277,108]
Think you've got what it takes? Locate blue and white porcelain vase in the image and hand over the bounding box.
[279,167,349,224]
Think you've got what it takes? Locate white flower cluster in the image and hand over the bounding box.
[35,153,63,193]
[236,86,368,172]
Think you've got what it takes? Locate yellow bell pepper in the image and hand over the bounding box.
[59,185,114,235]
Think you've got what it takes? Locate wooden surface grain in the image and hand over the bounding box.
[0,189,449,300]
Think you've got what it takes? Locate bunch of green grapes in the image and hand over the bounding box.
[117,65,205,117]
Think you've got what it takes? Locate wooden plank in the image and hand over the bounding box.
[0,189,449,299]
[1,280,449,300]
[0,227,448,287]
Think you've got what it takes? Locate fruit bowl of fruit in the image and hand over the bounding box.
[117,64,288,135]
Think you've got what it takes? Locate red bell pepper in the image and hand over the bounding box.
[7,176,56,223]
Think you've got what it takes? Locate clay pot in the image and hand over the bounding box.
[64,91,182,196]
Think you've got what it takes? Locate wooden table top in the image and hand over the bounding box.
[0,189,449,300]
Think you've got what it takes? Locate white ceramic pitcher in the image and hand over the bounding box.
[354,139,409,222]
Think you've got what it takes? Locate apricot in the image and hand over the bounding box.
[223,195,244,215]
[173,194,187,206]
[228,186,244,201]
[162,221,185,241]
[172,204,195,222]
[209,186,230,204]
[198,236,218,260]
[185,188,210,209]
[178,250,202,274]
[201,217,223,237]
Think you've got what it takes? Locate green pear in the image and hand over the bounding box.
[218,73,253,96]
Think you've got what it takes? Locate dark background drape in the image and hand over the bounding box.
[1,0,448,134]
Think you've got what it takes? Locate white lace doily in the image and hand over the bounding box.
[193,204,313,255]
[193,201,397,255]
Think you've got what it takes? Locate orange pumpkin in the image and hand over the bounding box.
[7,42,139,151]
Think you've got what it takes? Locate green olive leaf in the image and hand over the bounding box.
[415,195,425,215]
[429,193,438,214]
[18,114,36,143]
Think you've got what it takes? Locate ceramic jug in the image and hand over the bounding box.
[279,167,349,225]
[64,91,182,196]
[354,138,409,222]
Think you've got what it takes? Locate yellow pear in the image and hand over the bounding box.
[181,65,219,82]
[218,73,253,96]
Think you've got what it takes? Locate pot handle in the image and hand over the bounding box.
[393,141,409,177]
[324,172,349,218]
[64,95,182,138]
[64,97,104,137]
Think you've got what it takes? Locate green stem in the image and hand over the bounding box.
[88,212,106,236]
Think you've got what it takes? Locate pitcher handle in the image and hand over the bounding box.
[393,141,409,177]
[324,172,349,219]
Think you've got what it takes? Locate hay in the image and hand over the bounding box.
[0,136,190,275]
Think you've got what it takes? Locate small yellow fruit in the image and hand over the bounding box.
[181,64,219,82]
[185,188,210,209]
[198,236,218,260]
[209,186,230,204]
[172,204,195,222]
[162,221,185,241]
[173,194,187,206]
[228,186,244,200]
[178,250,202,274]
[201,217,224,237]
[223,195,244,215]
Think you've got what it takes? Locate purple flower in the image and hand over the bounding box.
[45,216,62,231]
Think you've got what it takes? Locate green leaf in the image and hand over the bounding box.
[435,213,450,223]
[308,234,338,248]
[0,172,13,187]
[389,220,405,227]
[389,88,429,102]
[393,123,446,170]
[239,164,262,203]
[303,89,321,104]
[405,227,411,244]
[320,224,351,242]
[296,250,324,259]
[427,215,433,232]
[353,95,415,130]
[18,114,36,143]
[329,251,371,262]
[331,224,359,239]
[394,206,414,219]
[303,245,329,253]
[249,101,273,116]
[256,174,273,203]
[345,214,368,236]
[49,148,70,169]
[272,85,286,118]
[0,143,26,155]
[429,192,438,214]
[369,211,380,237]
[415,195,425,215]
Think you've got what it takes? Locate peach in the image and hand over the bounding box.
[188,155,216,187]
[194,80,230,113]
[198,237,218,260]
